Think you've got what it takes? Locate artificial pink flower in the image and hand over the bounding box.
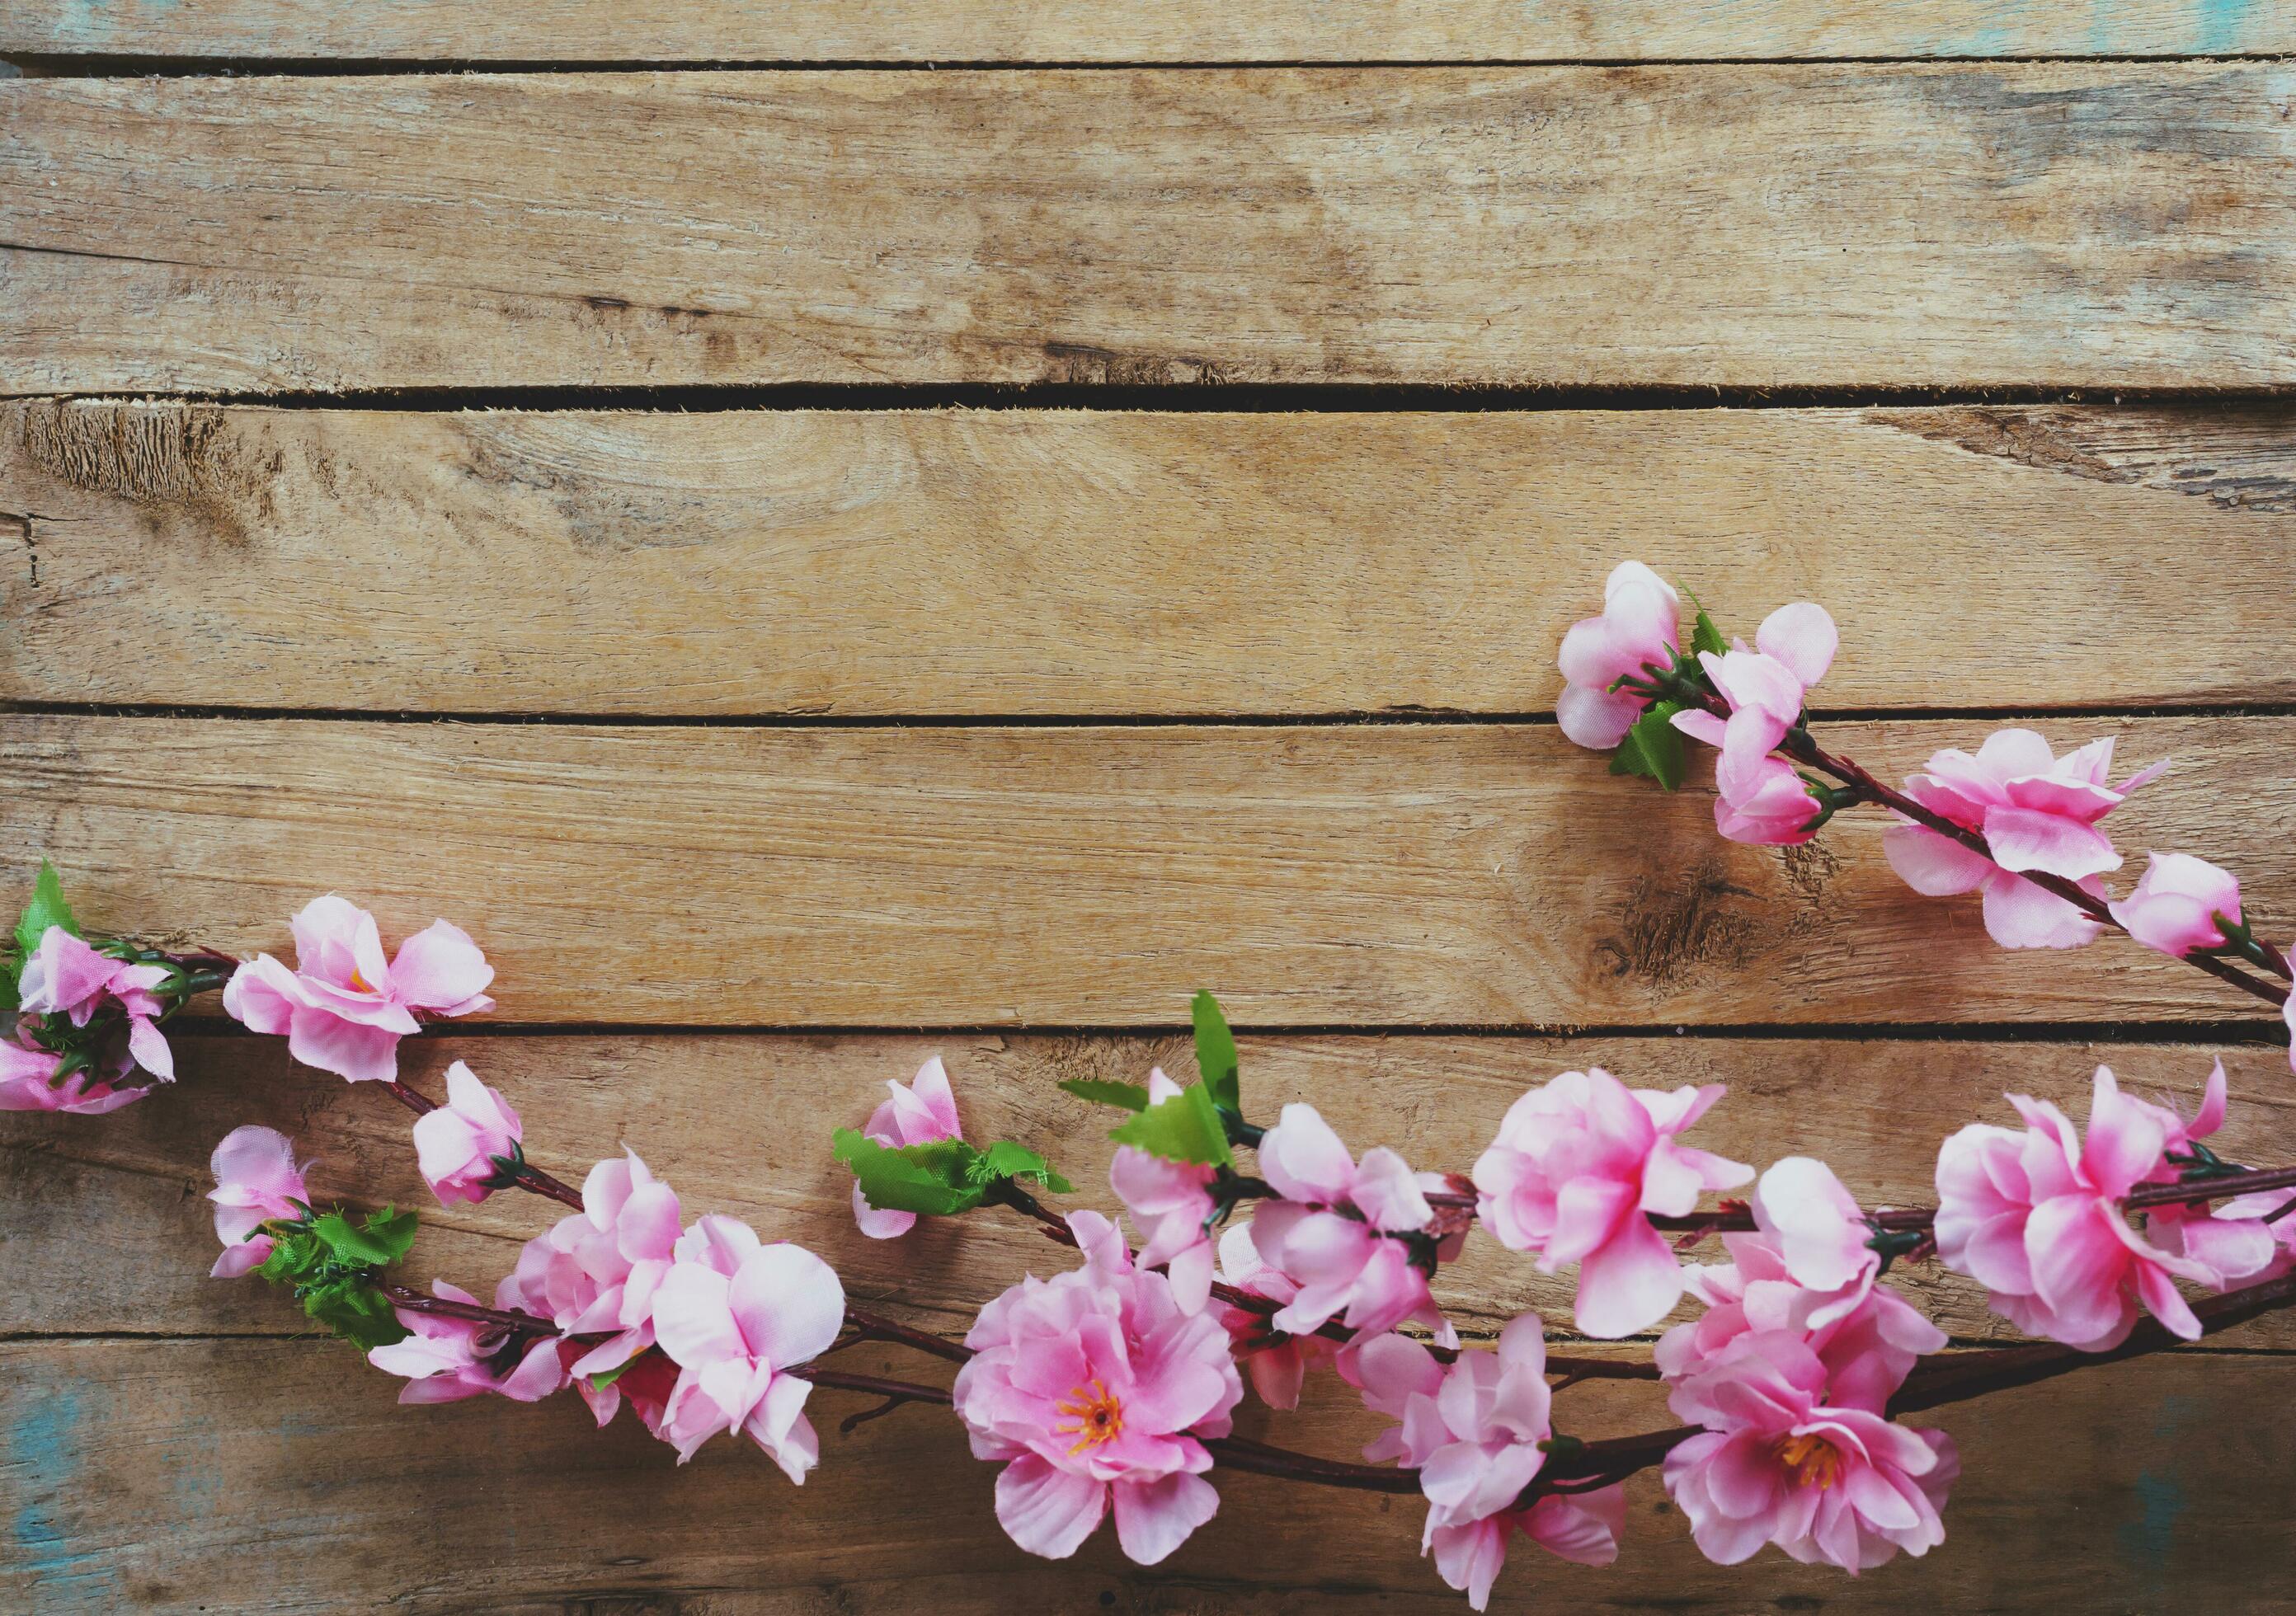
[1556,561,1682,749]
[1247,1104,1456,1346]
[1671,602,1838,800]
[1110,1068,1219,1312]
[1883,730,2167,951]
[649,1214,845,1480]
[2108,853,2243,958]
[368,1280,567,1404]
[1934,1064,2272,1350]
[849,1055,964,1239]
[221,895,494,1083]
[1344,1319,1624,1610]
[499,1148,684,1408]
[2212,1191,2296,1281]
[1663,1331,1957,1571]
[16,924,176,1083]
[1709,756,1828,847]
[1213,1222,1334,1409]
[1472,1069,1753,1338]
[954,1210,1244,1566]
[411,1060,524,1206]
[207,1124,313,1278]
[0,1036,147,1115]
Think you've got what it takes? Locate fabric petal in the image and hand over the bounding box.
[994,1457,1108,1560]
[1112,1471,1220,1567]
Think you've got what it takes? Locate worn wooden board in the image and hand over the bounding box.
[3,713,2289,1027]
[7,1,2294,63]
[7,400,2296,715]
[7,65,2296,392]
[3,1337,2288,1613]
[7,1031,2290,1345]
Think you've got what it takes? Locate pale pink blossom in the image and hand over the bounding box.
[368,1280,567,1404]
[1247,1104,1456,1346]
[411,1060,523,1206]
[2109,853,2243,958]
[954,1211,1244,1566]
[1710,756,1828,847]
[1664,1331,1958,1571]
[1671,603,1838,796]
[1344,1319,1624,1609]
[849,1055,964,1239]
[499,1149,684,1409]
[1883,730,2167,951]
[2211,1191,2296,1281]
[1556,561,1682,749]
[1110,1068,1219,1312]
[0,1037,147,1115]
[1934,1064,2272,1350]
[16,925,176,1083]
[221,895,494,1083]
[1472,1069,1753,1338]
[1213,1222,1334,1409]
[207,1123,313,1279]
[649,1214,845,1480]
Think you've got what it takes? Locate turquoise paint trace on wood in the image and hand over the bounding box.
[6,1386,120,1602]
[2199,0,2261,53]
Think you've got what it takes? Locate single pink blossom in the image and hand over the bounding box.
[0,1037,147,1114]
[1883,730,2166,951]
[1213,1222,1334,1409]
[368,1280,568,1404]
[410,1060,524,1206]
[1343,1319,1624,1609]
[2108,853,2243,958]
[954,1210,1244,1566]
[1110,1068,1219,1312]
[2212,1191,2296,1281]
[1663,1331,1958,1571]
[648,1214,845,1480]
[1472,1069,1753,1338]
[499,1149,684,1407]
[16,925,176,1083]
[1710,756,1828,847]
[221,895,495,1083]
[207,1123,313,1279]
[1556,561,1682,749]
[1670,603,1838,798]
[1247,1103,1457,1346]
[849,1055,964,1239]
[1934,1064,2272,1350]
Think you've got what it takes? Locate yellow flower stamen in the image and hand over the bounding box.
[1773,1431,1843,1491]
[1053,1379,1125,1456]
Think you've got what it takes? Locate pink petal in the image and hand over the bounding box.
[1882,825,1992,896]
[649,1263,745,1368]
[2022,1196,2133,1346]
[1574,1215,1685,1338]
[1522,1487,1626,1567]
[125,1017,174,1083]
[1754,602,1837,689]
[994,1457,1107,1560]
[851,1182,919,1240]
[1257,1103,1357,1204]
[285,1007,407,1083]
[1111,1471,1220,1567]
[1670,707,1729,749]
[906,1055,963,1139]
[1971,728,2060,782]
[727,1243,845,1369]
[219,955,305,1037]
[1982,806,2121,881]
[209,1125,306,1204]
[388,919,496,1013]
[2079,1067,2167,1201]
[1349,1147,1433,1231]
[1555,684,1644,750]
[1980,872,2105,951]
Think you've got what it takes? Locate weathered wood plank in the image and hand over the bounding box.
[8,400,2296,715]
[6,0,2291,63]
[5,714,2289,1026]
[7,1032,2292,1346]
[3,1336,2288,1612]
[5,66,2294,392]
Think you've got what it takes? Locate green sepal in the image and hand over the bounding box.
[1108,1083,1234,1169]
[1608,701,1687,791]
[1059,1078,1152,1112]
[972,1139,1074,1196]
[1691,609,1728,660]
[1191,990,1240,1114]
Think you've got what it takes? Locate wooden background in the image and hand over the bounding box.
[5,7,2296,1611]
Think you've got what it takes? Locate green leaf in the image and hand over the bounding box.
[309,1205,419,1269]
[833,1128,986,1217]
[12,860,79,984]
[1191,990,1240,1113]
[302,1276,409,1351]
[1058,1077,1152,1112]
[1108,1083,1233,1169]
[975,1139,1074,1196]
[1691,609,1728,660]
[1609,702,1687,791]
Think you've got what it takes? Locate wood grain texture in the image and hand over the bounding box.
[4,712,2292,1026]
[8,1031,2292,1345]
[4,1338,2289,1613]
[8,400,2296,715]
[7,65,2296,392]
[7,0,2294,63]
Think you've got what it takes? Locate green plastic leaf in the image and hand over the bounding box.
[1058,1078,1152,1112]
[1691,610,1728,660]
[974,1139,1075,1196]
[1108,1083,1234,1169]
[589,1355,639,1393]
[302,1276,409,1351]
[1192,990,1240,1113]
[12,861,79,991]
[309,1205,419,1268]
[833,1128,986,1217]
[1608,702,1687,791]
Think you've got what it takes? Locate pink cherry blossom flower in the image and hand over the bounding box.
[2211,1191,2296,1281]
[1344,1320,1624,1610]
[0,1036,148,1115]
[649,1214,845,1481]
[1110,1068,1219,1312]
[1670,603,1837,796]
[954,1210,1244,1566]
[221,895,495,1083]
[16,925,176,1083]
[411,1060,524,1206]
[1556,561,1682,749]
[1663,1331,1957,1571]
[1472,1069,1753,1338]
[1934,1064,2272,1350]
[1213,1222,1334,1409]
[2109,853,2243,958]
[368,1280,567,1404]
[849,1055,964,1239]
[207,1124,313,1279]
[499,1149,683,1409]
[1247,1103,1457,1346]
[1710,756,1828,847]
[1882,730,2167,951]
